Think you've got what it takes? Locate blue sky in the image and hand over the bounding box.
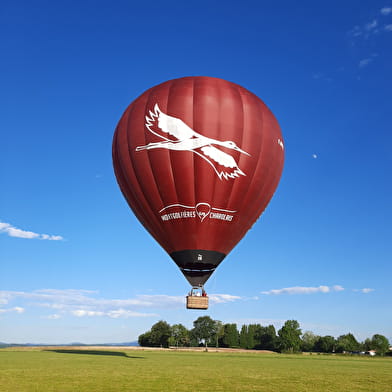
[1,0,391,344]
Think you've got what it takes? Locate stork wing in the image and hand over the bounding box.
[201,145,238,168]
[145,104,196,141]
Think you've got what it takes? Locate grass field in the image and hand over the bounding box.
[0,347,391,391]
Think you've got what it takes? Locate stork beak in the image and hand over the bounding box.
[235,146,251,156]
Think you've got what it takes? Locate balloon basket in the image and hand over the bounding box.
[186,295,209,310]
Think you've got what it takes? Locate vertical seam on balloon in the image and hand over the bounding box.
[113,120,155,238]
[142,86,176,248]
[144,84,175,251]
[236,93,265,222]
[208,78,220,221]
[255,114,284,218]
[253,108,277,218]
[126,96,168,245]
[117,105,163,242]
[192,77,200,248]
[191,77,196,208]
[225,83,245,214]
[166,79,181,242]
[246,102,280,227]
[198,77,216,249]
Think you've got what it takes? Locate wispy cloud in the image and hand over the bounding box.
[359,58,373,68]
[359,54,378,68]
[0,306,24,314]
[71,309,154,318]
[381,7,392,16]
[348,6,392,40]
[209,294,242,303]
[315,7,391,83]
[0,221,63,240]
[43,314,61,320]
[365,19,378,32]
[0,289,243,319]
[353,288,375,294]
[261,285,344,295]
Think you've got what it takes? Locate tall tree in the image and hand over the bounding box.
[191,316,217,347]
[314,336,336,353]
[221,323,239,348]
[301,331,320,352]
[170,324,190,347]
[336,333,359,353]
[138,331,152,347]
[370,334,390,356]
[214,320,225,348]
[149,320,172,347]
[278,320,302,353]
[255,325,277,351]
[247,324,258,349]
[239,325,248,349]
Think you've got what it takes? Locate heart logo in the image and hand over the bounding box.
[195,203,211,222]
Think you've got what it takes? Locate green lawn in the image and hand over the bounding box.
[0,348,391,391]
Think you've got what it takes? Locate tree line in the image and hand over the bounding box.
[138,316,391,355]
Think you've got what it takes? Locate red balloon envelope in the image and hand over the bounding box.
[113,76,284,288]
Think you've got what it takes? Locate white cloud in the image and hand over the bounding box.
[359,53,378,68]
[133,294,185,308]
[209,294,242,304]
[381,7,392,15]
[350,26,362,37]
[71,308,157,318]
[261,285,344,295]
[108,309,155,318]
[348,14,392,40]
[0,289,241,319]
[72,310,105,317]
[353,288,375,294]
[365,19,378,31]
[45,314,61,319]
[0,306,25,314]
[359,58,373,68]
[348,7,392,42]
[312,154,318,159]
[0,221,63,240]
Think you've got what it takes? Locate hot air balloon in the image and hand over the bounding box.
[112,76,284,309]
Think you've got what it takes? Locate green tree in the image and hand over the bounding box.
[255,325,277,351]
[301,331,320,352]
[170,324,190,347]
[369,334,390,356]
[247,324,259,349]
[214,320,225,348]
[278,320,302,353]
[314,335,336,353]
[363,338,372,351]
[336,333,359,353]
[239,325,248,349]
[191,316,217,347]
[149,320,171,347]
[221,323,239,348]
[138,331,152,347]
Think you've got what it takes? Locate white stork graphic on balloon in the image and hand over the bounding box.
[135,104,250,180]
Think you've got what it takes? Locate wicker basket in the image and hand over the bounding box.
[186,295,209,309]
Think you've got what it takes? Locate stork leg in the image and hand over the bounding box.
[135,142,168,151]
[136,141,180,151]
